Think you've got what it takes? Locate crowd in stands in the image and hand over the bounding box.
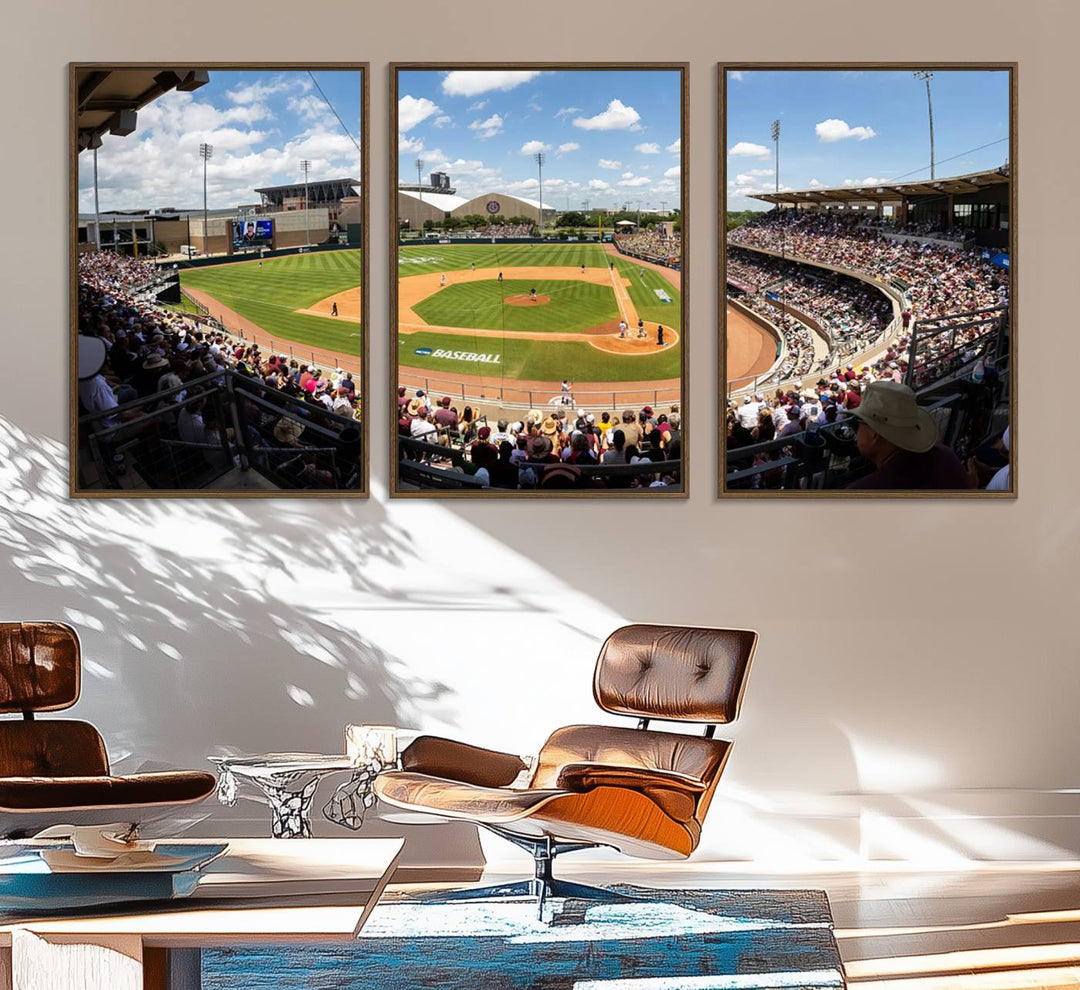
[728,210,1009,320]
[614,229,681,268]
[77,251,361,488]
[728,248,894,369]
[860,216,971,243]
[397,387,681,490]
[459,222,536,239]
[734,292,821,380]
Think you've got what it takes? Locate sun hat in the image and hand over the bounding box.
[142,353,169,371]
[843,381,938,453]
[78,335,107,379]
[407,398,423,416]
[273,417,305,444]
[529,435,552,457]
[541,416,558,436]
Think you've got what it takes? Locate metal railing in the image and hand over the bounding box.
[399,434,681,491]
[78,371,362,491]
[397,374,680,413]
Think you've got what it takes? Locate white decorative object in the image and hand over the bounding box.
[325,726,400,830]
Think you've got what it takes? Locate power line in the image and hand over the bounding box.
[877,137,1008,186]
[306,71,362,156]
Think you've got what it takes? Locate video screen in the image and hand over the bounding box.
[232,218,273,250]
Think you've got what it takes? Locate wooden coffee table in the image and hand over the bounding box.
[0,836,403,990]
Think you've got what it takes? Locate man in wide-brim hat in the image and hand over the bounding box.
[844,381,970,490]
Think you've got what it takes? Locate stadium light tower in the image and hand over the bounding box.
[771,119,780,197]
[533,151,546,231]
[199,143,213,256]
[300,159,312,246]
[415,158,425,205]
[913,71,936,179]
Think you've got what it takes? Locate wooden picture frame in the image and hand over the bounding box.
[719,63,1017,498]
[70,62,369,498]
[390,63,689,498]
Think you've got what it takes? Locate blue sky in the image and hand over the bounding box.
[397,69,682,210]
[78,69,362,212]
[726,69,1010,210]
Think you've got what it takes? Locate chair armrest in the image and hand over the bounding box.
[556,763,707,823]
[400,736,529,789]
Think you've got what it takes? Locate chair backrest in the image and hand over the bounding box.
[593,624,757,725]
[0,623,81,715]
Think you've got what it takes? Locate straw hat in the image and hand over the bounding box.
[844,382,938,453]
[273,417,305,444]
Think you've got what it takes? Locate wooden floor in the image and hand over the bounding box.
[430,860,1080,989]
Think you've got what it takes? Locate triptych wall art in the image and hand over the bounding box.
[70,62,1015,500]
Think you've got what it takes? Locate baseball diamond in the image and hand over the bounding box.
[397,243,681,394]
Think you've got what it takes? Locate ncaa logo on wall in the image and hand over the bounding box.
[486,200,501,214]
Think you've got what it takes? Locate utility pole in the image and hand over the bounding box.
[913,71,936,179]
[199,143,213,255]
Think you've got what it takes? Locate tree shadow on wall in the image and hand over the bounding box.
[0,415,451,770]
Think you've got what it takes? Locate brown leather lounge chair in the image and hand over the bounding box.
[375,624,757,914]
[0,622,217,838]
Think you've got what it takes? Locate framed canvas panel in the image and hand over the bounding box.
[391,63,688,497]
[720,64,1016,497]
[71,63,369,497]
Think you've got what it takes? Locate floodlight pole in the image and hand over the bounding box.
[199,143,213,256]
[300,160,312,247]
[771,119,786,324]
[534,152,546,231]
[415,158,424,205]
[914,71,935,180]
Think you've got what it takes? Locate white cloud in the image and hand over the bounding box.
[399,95,441,132]
[808,178,823,188]
[79,84,362,213]
[588,179,611,191]
[469,113,504,139]
[598,159,622,170]
[398,135,424,153]
[432,115,452,128]
[842,176,888,187]
[442,70,541,97]
[505,177,539,192]
[467,100,488,112]
[555,106,582,119]
[573,99,641,132]
[519,140,551,155]
[664,165,680,178]
[527,101,542,113]
[729,141,771,158]
[816,118,877,142]
[556,142,579,155]
[744,168,773,177]
[666,137,681,154]
[729,71,744,82]
[635,142,661,154]
[226,77,299,105]
[618,174,650,187]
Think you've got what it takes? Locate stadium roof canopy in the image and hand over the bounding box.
[255,178,361,197]
[750,166,1009,207]
[75,68,209,150]
[398,189,469,212]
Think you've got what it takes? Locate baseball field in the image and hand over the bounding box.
[178,249,362,357]
[397,242,681,385]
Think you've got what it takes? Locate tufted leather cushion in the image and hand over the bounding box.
[400,736,528,789]
[594,624,757,723]
[0,771,217,812]
[0,622,80,713]
[0,720,108,777]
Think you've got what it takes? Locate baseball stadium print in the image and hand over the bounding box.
[722,65,1015,497]
[72,63,367,497]
[392,64,687,496]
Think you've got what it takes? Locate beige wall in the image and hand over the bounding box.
[398,192,452,229]
[8,0,1080,863]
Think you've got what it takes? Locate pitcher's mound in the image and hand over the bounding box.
[504,294,550,307]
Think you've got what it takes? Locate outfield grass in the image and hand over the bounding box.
[399,331,680,382]
[412,279,619,333]
[179,250,361,353]
[398,242,609,275]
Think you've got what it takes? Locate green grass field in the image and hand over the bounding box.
[399,243,681,382]
[413,279,619,333]
[179,250,361,353]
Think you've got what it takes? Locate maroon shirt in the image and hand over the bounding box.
[434,408,459,428]
[847,445,971,490]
